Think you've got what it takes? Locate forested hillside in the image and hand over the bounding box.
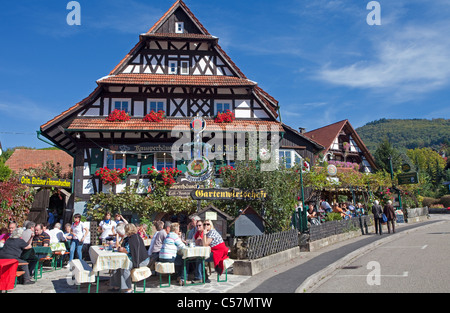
[356,118,450,153]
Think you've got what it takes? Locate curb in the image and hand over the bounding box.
[295,220,445,293]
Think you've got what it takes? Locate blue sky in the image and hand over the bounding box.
[0,0,449,150]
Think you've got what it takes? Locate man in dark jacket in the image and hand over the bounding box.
[383,200,396,233]
[372,200,384,235]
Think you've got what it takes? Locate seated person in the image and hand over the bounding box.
[332,203,345,218]
[0,228,35,285]
[158,223,186,286]
[110,224,149,293]
[201,220,229,281]
[147,221,167,272]
[32,224,50,247]
[47,223,67,245]
[307,204,320,225]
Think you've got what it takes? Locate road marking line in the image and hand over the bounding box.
[336,272,408,278]
[380,246,426,249]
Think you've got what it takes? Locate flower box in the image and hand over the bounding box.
[214,110,235,123]
[143,110,166,123]
[106,109,130,122]
[95,167,131,186]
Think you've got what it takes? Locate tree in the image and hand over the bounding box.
[373,139,402,173]
[407,147,447,198]
[217,160,300,232]
[0,161,12,182]
[0,175,35,229]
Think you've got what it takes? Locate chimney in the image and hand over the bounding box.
[299,127,306,134]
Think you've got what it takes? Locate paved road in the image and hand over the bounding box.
[309,217,450,293]
[228,215,445,293]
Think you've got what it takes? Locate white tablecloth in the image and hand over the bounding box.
[50,242,66,252]
[89,246,130,272]
[181,246,211,259]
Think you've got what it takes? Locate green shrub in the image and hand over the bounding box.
[440,195,450,208]
[325,212,342,221]
[422,197,439,207]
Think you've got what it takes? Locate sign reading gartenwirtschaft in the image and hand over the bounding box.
[191,188,267,201]
[20,176,72,189]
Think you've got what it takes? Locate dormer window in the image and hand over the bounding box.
[175,22,184,34]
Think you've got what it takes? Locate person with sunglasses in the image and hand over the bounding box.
[191,220,207,283]
[201,219,229,279]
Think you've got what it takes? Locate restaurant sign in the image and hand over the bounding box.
[109,143,173,154]
[20,176,72,189]
[398,172,419,185]
[191,188,268,201]
[166,177,197,198]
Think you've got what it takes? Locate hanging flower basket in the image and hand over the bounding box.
[95,167,131,185]
[214,110,235,123]
[106,109,130,122]
[143,110,166,122]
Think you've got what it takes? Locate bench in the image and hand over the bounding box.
[130,266,151,293]
[34,256,54,280]
[14,271,25,288]
[53,251,70,270]
[69,259,96,293]
[155,262,175,288]
[218,258,234,282]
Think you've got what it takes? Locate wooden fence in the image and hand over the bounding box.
[246,229,298,260]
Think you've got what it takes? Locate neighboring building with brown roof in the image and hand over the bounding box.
[5,149,73,174]
[304,120,377,173]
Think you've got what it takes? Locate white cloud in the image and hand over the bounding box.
[315,22,450,99]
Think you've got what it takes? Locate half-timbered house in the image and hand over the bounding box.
[39,0,322,206]
[304,119,377,173]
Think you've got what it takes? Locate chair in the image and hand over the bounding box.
[69,259,96,293]
[155,262,175,288]
[130,267,151,293]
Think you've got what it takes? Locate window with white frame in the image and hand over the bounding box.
[279,150,293,168]
[168,61,178,74]
[279,150,306,169]
[106,151,125,169]
[180,61,189,75]
[148,100,166,113]
[175,22,184,34]
[114,100,129,113]
[215,102,231,114]
[155,153,174,171]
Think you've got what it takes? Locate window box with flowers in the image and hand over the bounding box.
[95,167,131,186]
[214,110,235,123]
[143,110,166,123]
[146,166,182,191]
[106,109,130,122]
